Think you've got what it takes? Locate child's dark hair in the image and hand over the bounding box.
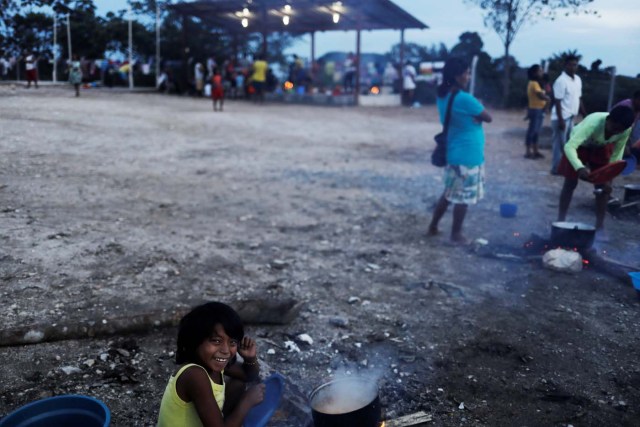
[527,64,541,81]
[176,302,244,364]
[437,57,469,98]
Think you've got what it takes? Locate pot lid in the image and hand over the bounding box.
[552,221,596,231]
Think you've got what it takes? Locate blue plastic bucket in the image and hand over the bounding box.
[629,272,640,291]
[621,156,637,176]
[0,395,110,427]
[500,203,518,218]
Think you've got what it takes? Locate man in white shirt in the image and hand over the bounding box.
[402,61,416,106]
[343,53,356,93]
[550,54,586,174]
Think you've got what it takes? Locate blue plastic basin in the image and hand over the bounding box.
[0,395,110,427]
[244,373,285,427]
[500,203,518,218]
[629,272,640,291]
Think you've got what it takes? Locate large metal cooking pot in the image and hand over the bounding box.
[623,184,640,202]
[550,221,596,249]
[310,377,381,427]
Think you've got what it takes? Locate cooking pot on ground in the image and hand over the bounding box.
[623,184,640,202]
[310,377,381,427]
[550,221,596,250]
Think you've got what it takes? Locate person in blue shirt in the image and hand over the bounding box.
[428,57,492,244]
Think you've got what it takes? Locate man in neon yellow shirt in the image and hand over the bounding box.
[557,106,634,235]
[250,54,268,103]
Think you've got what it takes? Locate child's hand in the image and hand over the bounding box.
[239,337,258,361]
[577,167,590,181]
[244,383,265,407]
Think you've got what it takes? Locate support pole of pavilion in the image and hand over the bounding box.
[311,32,315,67]
[354,28,361,106]
[399,28,405,102]
[310,31,316,83]
[261,3,268,56]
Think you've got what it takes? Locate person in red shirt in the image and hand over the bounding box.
[211,68,224,112]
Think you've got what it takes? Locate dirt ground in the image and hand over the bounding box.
[1,84,639,426]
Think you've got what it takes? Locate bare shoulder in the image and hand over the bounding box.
[176,364,210,401]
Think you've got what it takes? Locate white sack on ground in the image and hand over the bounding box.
[542,249,583,274]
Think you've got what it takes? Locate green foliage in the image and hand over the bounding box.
[465,0,596,106]
[449,31,483,59]
[6,12,53,56]
[386,42,448,65]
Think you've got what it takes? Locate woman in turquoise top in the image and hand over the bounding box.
[428,58,492,244]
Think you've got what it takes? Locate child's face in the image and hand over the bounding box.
[196,323,238,374]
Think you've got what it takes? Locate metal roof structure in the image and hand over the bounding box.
[169,0,428,34]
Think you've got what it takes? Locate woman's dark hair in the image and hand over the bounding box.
[176,302,244,364]
[608,105,635,129]
[437,57,469,98]
[527,64,541,81]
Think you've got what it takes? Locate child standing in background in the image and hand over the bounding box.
[212,68,224,112]
[157,302,264,427]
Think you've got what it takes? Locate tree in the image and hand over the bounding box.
[5,12,53,56]
[449,31,484,59]
[1,0,70,33]
[386,42,448,66]
[465,0,597,107]
[0,0,70,56]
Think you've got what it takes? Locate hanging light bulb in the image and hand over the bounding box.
[332,12,340,24]
[242,7,250,16]
[283,15,290,25]
[241,17,249,27]
[284,4,291,13]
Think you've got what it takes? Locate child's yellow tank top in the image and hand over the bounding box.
[157,363,225,427]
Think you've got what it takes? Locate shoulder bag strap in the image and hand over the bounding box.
[442,90,458,139]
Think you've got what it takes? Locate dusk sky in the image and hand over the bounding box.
[96,0,640,76]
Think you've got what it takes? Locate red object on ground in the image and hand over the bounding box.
[586,160,626,184]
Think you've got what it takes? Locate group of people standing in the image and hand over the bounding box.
[189,54,271,112]
[428,55,639,244]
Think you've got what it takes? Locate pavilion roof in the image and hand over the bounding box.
[168,0,428,34]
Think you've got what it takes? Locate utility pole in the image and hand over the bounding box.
[53,13,57,83]
[607,67,617,111]
[128,5,134,90]
[156,1,161,86]
[66,14,72,60]
[470,55,479,96]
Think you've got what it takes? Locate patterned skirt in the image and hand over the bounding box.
[443,164,485,205]
[69,70,82,85]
